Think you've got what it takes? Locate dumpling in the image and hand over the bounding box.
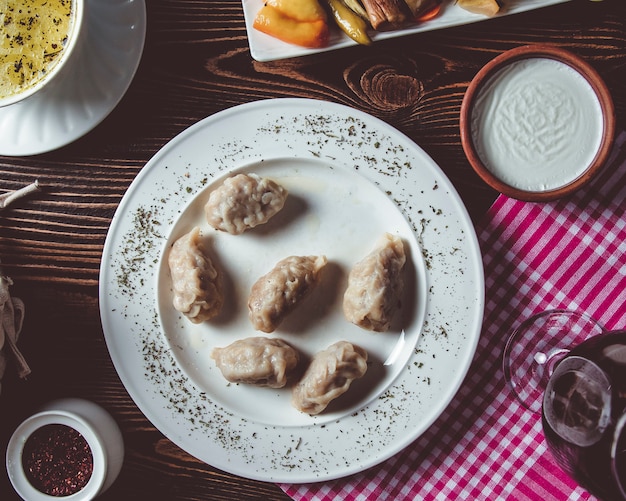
[248,255,327,333]
[211,337,300,388]
[292,341,368,415]
[343,233,406,332]
[168,227,223,323]
[204,173,288,235]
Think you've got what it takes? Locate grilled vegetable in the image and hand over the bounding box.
[405,0,443,21]
[342,0,369,19]
[253,0,330,48]
[326,0,372,45]
[457,0,500,16]
[266,0,328,22]
[253,0,447,48]
[360,0,409,30]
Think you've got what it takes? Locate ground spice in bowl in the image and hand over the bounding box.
[22,424,93,497]
[7,399,123,500]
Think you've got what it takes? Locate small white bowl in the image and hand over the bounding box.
[0,0,85,108]
[6,399,124,501]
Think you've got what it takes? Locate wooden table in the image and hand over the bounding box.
[1,1,624,499]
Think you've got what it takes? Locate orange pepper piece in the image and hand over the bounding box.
[254,5,329,48]
[416,4,442,22]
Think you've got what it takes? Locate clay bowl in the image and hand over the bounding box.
[460,44,615,202]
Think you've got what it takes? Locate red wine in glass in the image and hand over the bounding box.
[504,310,626,499]
[541,330,626,500]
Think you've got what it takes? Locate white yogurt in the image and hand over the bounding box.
[471,57,604,192]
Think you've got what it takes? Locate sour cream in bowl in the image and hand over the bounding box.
[460,45,615,202]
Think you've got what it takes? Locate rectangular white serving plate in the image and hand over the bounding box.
[242,0,571,62]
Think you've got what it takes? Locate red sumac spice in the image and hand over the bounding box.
[22,424,93,496]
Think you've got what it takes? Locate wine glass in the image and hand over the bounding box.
[503,309,604,413]
[503,309,626,500]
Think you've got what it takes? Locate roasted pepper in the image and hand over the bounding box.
[456,0,500,16]
[254,2,329,48]
[326,0,372,46]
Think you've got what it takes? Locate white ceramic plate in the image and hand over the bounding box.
[100,98,484,483]
[158,158,427,426]
[0,0,146,156]
[243,0,571,62]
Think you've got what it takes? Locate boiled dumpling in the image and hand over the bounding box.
[292,341,368,415]
[204,173,288,235]
[248,255,327,333]
[211,337,300,388]
[343,233,406,332]
[168,227,223,323]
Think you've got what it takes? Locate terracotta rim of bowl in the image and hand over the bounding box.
[460,44,616,202]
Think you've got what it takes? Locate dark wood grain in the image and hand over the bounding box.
[1,0,624,499]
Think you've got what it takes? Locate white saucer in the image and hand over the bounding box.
[0,0,146,157]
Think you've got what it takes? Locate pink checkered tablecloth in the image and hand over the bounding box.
[281,130,626,500]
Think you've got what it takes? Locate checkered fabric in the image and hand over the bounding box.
[281,131,626,500]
